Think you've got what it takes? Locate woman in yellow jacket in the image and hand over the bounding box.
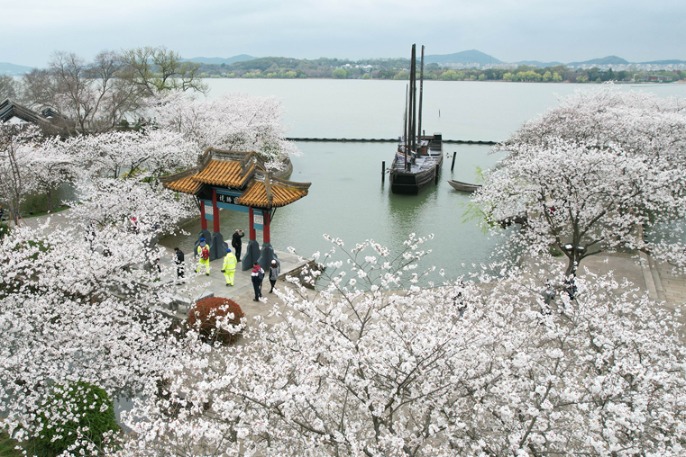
[221,247,238,286]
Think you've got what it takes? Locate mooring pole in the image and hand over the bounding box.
[382,161,386,183]
[451,151,457,171]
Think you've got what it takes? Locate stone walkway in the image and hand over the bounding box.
[154,245,312,325]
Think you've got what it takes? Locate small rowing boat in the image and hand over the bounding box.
[447,179,481,193]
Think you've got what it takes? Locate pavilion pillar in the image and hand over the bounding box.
[262,210,271,244]
[242,207,261,270]
[212,189,220,233]
[248,207,256,241]
[199,201,208,231]
[208,189,226,261]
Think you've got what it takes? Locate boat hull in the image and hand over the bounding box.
[390,132,443,194]
[447,179,481,193]
[390,158,442,194]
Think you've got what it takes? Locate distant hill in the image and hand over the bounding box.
[514,60,565,68]
[567,55,629,66]
[0,62,33,75]
[184,55,255,65]
[425,50,502,65]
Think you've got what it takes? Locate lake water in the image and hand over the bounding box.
[162,80,686,281]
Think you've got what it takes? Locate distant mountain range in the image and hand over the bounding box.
[0,62,34,76]
[183,54,255,65]
[186,50,686,68]
[420,50,686,68]
[2,50,685,75]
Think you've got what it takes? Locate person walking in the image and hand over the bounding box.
[231,229,245,261]
[268,258,280,293]
[251,261,264,301]
[221,247,237,287]
[196,238,211,275]
[174,247,185,279]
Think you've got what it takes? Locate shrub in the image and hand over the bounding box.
[549,245,564,257]
[0,222,9,239]
[31,381,119,456]
[188,297,246,345]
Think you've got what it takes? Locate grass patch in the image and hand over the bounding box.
[0,431,23,457]
[20,204,71,219]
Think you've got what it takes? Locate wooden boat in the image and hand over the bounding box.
[390,44,443,195]
[448,179,482,193]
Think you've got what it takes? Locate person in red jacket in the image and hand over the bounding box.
[250,261,264,301]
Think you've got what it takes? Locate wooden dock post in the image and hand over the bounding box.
[451,151,457,171]
[382,161,385,183]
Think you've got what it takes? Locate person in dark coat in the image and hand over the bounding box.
[174,247,185,279]
[231,229,245,261]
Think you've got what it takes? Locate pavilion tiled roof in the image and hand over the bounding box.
[160,167,203,194]
[161,147,310,209]
[238,175,311,208]
[192,148,257,188]
[161,148,255,194]
[0,98,73,136]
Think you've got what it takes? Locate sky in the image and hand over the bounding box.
[1,0,685,68]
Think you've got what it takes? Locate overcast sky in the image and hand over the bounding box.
[2,0,684,67]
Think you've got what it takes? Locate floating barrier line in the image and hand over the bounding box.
[287,137,498,145]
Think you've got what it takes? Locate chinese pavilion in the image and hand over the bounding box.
[161,147,311,270]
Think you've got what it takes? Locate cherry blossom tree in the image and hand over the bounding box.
[18,135,75,212]
[50,129,199,237]
[0,222,187,453]
[475,139,685,275]
[60,128,198,179]
[147,92,299,171]
[114,236,685,456]
[0,127,207,453]
[475,88,686,275]
[0,124,45,225]
[504,88,686,172]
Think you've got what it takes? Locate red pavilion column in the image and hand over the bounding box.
[199,201,208,231]
[248,207,256,241]
[262,210,271,244]
[212,189,220,233]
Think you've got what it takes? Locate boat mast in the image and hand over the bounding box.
[418,45,425,142]
[404,83,409,165]
[409,44,417,155]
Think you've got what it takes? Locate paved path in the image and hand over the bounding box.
[155,245,312,325]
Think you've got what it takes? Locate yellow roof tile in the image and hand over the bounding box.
[160,167,203,195]
[193,159,255,188]
[237,178,310,208]
[165,175,203,194]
